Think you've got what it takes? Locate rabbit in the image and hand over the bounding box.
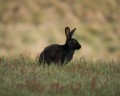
[39,27,81,65]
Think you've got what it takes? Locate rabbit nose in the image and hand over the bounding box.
[79,45,81,49]
[76,44,81,50]
[78,45,81,49]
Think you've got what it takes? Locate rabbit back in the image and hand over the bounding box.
[39,44,66,65]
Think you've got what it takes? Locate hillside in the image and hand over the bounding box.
[0,0,120,60]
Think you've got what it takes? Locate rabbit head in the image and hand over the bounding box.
[65,27,81,50]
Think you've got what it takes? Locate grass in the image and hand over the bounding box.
[0,55,120,96]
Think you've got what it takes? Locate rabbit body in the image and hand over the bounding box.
[39,44,75,65]
[39,27,81,65]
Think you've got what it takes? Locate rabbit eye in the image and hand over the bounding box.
[73,40,77,43]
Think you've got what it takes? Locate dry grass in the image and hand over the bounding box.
[0,0,120,60]
[0,55,120,96]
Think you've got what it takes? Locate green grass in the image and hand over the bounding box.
[0,55,120,96]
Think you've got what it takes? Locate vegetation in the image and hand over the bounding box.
[0,0,119,95]
[0,55,120,96]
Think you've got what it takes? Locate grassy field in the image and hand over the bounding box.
[0,55,120,96]
[0,0,120,96]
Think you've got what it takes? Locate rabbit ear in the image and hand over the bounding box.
[65,27,70,39]
[69,28,76,38]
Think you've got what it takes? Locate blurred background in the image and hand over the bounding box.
[0,0,120,61]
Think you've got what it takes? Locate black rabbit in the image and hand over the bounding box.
[39,27,81,65]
